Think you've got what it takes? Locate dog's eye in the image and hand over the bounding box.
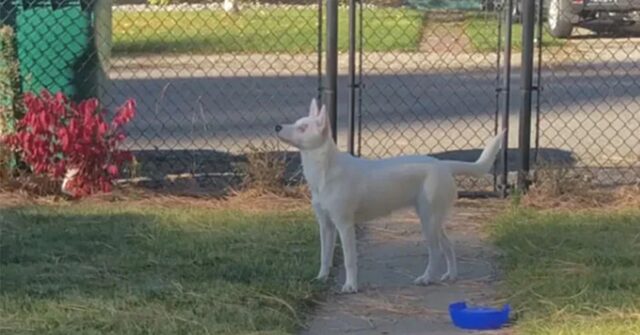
[297,124,308,132]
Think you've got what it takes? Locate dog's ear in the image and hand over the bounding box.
[316,105,330,135]
[309,98,319,117]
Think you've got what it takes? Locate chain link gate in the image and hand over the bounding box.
[347,0,515,195]
[532,0,640,186]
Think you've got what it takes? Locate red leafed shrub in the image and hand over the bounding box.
[3,90,136,197]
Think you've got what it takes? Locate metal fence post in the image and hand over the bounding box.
[347,0,357,155]
[317,0,323,103]
[325,0,338,142]
[518,0,536,191]
[501,0,514,197]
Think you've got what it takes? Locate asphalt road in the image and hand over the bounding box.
[105,43,640,185]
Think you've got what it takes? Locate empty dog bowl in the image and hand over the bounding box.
[449,301,510,330]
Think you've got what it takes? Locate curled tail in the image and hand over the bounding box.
[443,130,505,177]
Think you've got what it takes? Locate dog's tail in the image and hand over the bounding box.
[443,130,505,177]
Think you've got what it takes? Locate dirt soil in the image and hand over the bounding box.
[420,20,471,54]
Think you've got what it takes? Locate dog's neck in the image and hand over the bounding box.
[300,137,339,193]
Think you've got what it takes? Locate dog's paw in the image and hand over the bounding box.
[314,273,329,282]
[413,275,433,286]
[340,282,358,294]
[440,272,457,283]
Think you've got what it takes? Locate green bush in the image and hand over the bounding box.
[0,25,22,181]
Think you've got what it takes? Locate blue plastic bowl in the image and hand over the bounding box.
[449,301,510,330]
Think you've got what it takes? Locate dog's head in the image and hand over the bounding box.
[275,98,331,150]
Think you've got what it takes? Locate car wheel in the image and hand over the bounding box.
[483,0,495,12]
[548,0,573,38]
[512,0,522,23]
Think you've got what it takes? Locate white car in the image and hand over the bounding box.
[510,0,640,38]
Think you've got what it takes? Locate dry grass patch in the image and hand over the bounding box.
[522,163,640,210]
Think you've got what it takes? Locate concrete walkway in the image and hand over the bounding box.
[301,199,512,335]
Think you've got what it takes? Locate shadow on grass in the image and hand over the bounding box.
[126,149,304,196]
[0,206,320,334]
[131,147,576,177]
[126,147,579,196]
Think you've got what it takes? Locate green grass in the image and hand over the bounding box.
[0,204,321,334]
[465,18,566,53]
[492,209,640,335]
[113,8,424,54]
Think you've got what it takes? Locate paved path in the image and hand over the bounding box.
[301,199,511,335]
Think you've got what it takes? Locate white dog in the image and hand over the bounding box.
[275,99,504,293]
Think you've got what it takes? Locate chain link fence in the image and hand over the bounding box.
[353,0,640,191]
[354,5,505,191]
[109,1,325,187]
[0,0,638,193]
[1,0,326,190]
[534,0,640,186]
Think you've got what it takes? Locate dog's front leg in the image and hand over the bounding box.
[334,220,358,293]
[313,202,336,281]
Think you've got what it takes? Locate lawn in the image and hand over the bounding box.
[492,209,640,335]
[113,8,424,54]
[465,18,566,53]
[0,203,321,334]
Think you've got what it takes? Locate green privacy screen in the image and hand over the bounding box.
[13,0,110,101]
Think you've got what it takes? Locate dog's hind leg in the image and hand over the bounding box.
[439,228,457,282]
[434,172,458,282]
[414,169,457,286]
[413,199,444,286]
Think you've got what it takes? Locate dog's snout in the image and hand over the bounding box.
[275,125,283,133]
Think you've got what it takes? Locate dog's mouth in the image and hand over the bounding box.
[275,131,298,148]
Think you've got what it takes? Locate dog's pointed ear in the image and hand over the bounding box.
[316,105,329,135]
[309,98,319,117]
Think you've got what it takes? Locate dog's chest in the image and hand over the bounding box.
[303,167,347,209]
[301,155,330,193]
